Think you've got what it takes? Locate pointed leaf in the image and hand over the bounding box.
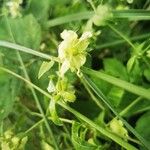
[49,99,62,126]
[72,121,99,150]
[38,61,54,79]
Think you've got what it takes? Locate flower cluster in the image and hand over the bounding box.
[38,30,92,125]
[0,130,28,150]
[6,0,22,18]
[109,118,128,140]
[47,77,76,103]
[58,30,92,77]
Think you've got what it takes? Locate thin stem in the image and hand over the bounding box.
[82,74,150,149]
[4,15,59,150]
[87,0,97,12]
[59,102,137,150]
[0,121,3,136]
[24,117,73,136]
[95,33,150,49]
[107,23,135,49]
[120,97,142,116]
[142,57,150,69]
[81,76,105,110]
[0,66,138,150]
[25,119,44,135]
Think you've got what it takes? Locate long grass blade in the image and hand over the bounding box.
[83,74,150,149]
[82,67,150,100]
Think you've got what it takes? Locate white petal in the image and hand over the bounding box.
[58,41,67,59]
[47,80,56,93]
[80,32,92,41]
[60,60,70,77]
[60,30,78,40]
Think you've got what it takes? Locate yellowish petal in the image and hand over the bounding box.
[60,60,70,77]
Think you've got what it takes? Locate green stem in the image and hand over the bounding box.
[4,15,59,150]
[0,66,138,150]
[95,33,150,49]
[82,74,150,149]
[59,102,137,150]
[46,10,150,28]
[107,23,135,49]
[25,119,44,135]
[142,57,150,69]
[81,76,105,110]
[0,121,3,136]
[112,9,150,20]
[120,97,142,116]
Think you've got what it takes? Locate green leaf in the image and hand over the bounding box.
[0,15,41,49]
[107,86,124,107]
[41,140,54,150]
[135,111,150,143]
[127,56,136,73]
[103,58,128,80]
[9,15,41,49]
[144,69,150,81]
[0,71,18,121]
[49,99,62,126]
[27,0,50,25]
[71,121,100,150]
[38,61,54,79]
[83,75,150,149]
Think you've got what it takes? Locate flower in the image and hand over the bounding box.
[6,0,22,18]
[47,78,76,103]
[92,5,112,26]
[109,119,128,140]
[58,30,92,77]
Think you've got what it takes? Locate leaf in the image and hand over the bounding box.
[27,0,50,25]
[0,71,18,121]
[0,15,41,49]
[82,67,150,100]
[144,69,150,81]
[124,99,150,117]
[83,75,150,149]
[135,111,150,143]
[127,56,136,73]
[107,86,124,107]
[41,140,54,150]
[71,121,100,150]
[47,79,56,93]
[49,99,62,126]
[103,58,128,80]
[38,61,54,79]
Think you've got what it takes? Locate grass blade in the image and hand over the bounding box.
[0,40,59,61]
[0,66,138,150]
[113,10,150,20]
[46,10,150,28]
[46,11,93,28]
[82,67,150,100]
[83,74,150,149]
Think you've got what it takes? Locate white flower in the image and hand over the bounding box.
[6,0,22,18]
[58,30,92,77]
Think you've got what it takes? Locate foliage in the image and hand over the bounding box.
[0,0,150,150]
